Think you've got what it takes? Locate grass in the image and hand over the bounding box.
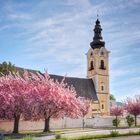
[110,130,120,137]
[19,128,92,135]
[3,130,140,140]
[22,135,34,140]
[4,128,93,140]
[51,129,140,140]
[117,124,140,128]
[3,137,11,140]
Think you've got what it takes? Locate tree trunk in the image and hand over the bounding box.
[134,115,137,127]
[44,117,50,132]
[83,117,85,130]
[116,116,118,128]
[13,114,20,133]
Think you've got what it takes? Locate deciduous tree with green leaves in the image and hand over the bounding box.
[0,61,16,76]
[110,94,116,100]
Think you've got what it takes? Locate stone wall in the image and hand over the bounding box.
[0,118,83,132]
[0,116,140,132]
[86,116,140,128]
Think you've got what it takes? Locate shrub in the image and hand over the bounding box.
[110,130,119,137]
[126,115,134,127]
[113,118,120,128]
[23,135,34,140]
[128,130,135,135]
[55,134,62,139]
[53,134,68,140]
[3,137,11,140]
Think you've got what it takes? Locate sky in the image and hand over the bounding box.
[0,0,140,101]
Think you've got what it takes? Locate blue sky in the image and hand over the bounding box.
[0,0,140,101]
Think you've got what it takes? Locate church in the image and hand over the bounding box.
[47,17,110,117]
[17,17,110,117]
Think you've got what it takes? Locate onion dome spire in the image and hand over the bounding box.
[90,17,105,49]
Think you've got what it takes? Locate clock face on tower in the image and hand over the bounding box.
[90,51,93,58]
[100,48,104,56]
[101,50,104,56]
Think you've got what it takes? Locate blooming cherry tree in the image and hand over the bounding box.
[110,106,123,127]
[125,95,140,126]
[0,72,32,133]
[0,71,89,133]
[29,73,88,132]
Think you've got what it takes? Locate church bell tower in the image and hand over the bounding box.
[87,17,110,115]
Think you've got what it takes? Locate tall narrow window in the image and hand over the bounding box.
[100,82,105,92]
[101,85,104,91]
[100,60,105,69]
[102,104,104,109]
[89,60,94,71]
[90,52,93,57]
[91,61,94,70]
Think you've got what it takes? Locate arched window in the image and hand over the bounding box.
[90,52,93,57]
[102,104,104,109]
[91,61,94,70]
[88,60,94,71]
[100,60,105,69]
[101,85,104,91]
[100,83,105,92]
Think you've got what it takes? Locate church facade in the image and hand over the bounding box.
[86,18,110,116]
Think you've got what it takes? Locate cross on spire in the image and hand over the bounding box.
[97,10,99,19]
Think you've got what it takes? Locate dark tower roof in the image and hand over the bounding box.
[90,18,105,49]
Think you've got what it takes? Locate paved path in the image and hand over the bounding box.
[91,136,140,140]
[36,127,140,140]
